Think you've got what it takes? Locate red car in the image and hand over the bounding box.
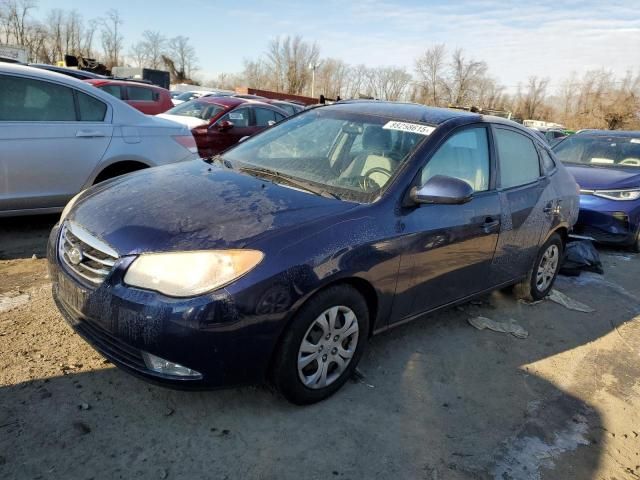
[84,79,173,115]
[158,97,289,157]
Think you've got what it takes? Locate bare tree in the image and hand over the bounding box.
[366,66,412,101]
[315,58,349,99]
[0,0,36,45]
[414,43,447,106]
[99,9,123,68]
[129,30,166,69]
[167,35,198,80]
[265,35,320,94]
[519,76,549,119]
[242,58,270,89]
[446,48,488,106]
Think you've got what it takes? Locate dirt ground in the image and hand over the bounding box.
[1,216,639,480]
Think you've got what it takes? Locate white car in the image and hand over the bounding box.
[171,90,233,106]
[0,63,199,217]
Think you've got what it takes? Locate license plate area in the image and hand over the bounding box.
[56,271,89,319]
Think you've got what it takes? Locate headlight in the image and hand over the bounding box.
[124,250,264,297]
[60,190,85,223]
[593,189,640,201]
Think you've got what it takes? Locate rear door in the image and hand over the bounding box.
[392,124,502,322]
[0,73,112,212]
[489,126,555,283]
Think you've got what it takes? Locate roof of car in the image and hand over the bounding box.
[576,129,640,137]
[327,100,482,125]
[85,78,165,90]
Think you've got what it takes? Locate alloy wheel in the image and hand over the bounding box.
[536,244,559,292]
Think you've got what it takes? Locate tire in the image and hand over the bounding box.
[514,233,563,301]
[271,285,369,405]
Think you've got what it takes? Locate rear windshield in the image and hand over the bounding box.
[553,135,640,168]
[165,100,224,121]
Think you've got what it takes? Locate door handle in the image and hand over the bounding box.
[482,217,500,233]
[76,130,105,138]
[543,202,554,214]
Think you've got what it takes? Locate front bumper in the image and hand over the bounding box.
[47,223,285,389]
[574,194,640,246]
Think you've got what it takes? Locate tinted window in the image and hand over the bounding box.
[495,128,540,188]
[275,112,286,121]
[99,85,123,99]
[77,91,107,121]
[127,86,155,101]
[0,75,75,121]
[277,104,295,116]
[218,108,249,127]
[255,107,277,127]
[421,127,490,192]
[165,100,224,121]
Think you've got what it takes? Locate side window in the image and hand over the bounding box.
[218,108,249,127]
[99,85,123,99]
[0,74,75,121]
[495,128,541,188]
[254,107,277,127]
[77,91,107,122]
[421,127,490,192]
[275,112,286,121]
[540,148,556,173]
[127,86,154,101]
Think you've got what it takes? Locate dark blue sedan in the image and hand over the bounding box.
[48,101,579,404]
[553,131,640,250]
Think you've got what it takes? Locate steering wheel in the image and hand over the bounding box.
[620,158,640,166]
[364,167,393,185]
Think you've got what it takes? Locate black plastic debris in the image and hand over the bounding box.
[560,240,603,276]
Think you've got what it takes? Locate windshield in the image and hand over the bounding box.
[221,108,429,202]
[553,134,640,168]
[175,91,201,101]
[165,100,225,121]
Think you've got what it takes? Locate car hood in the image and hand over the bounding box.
[69,161,355,255]
[565,164,640,190]
[157,113,208,129]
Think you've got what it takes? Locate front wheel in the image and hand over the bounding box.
[271,285,369,405]
[514,233,563,301]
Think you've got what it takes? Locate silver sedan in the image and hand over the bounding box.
[0,63,199,217]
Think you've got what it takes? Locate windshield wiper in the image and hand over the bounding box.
[238,166,340,200]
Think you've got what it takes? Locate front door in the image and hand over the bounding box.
[207,107,255,155]
[0,73,112,213]
[392,125,501,323]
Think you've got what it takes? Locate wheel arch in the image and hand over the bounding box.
[92,160,151,184]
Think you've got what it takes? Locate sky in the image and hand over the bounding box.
[38,0,640,91]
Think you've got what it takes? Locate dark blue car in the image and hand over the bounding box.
[48,101,579,404]
[553,131,640,250]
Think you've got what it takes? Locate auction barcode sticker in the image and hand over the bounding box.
[383,121,435,136]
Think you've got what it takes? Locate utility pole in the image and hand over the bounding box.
[309,62,321,99]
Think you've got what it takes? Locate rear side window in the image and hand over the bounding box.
[254,107,277,127]
[99,85,123,99]
[0,75,75,121]
[421,127,490,192]
[77,91,107,121]
[495,128,540,188]
[127,86,155,101]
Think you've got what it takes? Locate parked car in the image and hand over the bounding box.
[0,63,198,217]
[171,90,233,106]
[85,79,173,114]
[553,130,640,250]
[29,63,108,80]
[158,97,289,157]
[49,101,578,404]
[264,99,305,116]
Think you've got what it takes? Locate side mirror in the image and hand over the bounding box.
[267,120,276,126]
[410,175,473,205]
[217,120,234,132]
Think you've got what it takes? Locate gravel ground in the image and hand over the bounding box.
[1,216,639,480]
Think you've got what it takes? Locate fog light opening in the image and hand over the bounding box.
[142,352,202,379]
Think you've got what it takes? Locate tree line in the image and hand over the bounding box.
[2,0,639,129]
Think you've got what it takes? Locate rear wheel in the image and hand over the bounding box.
[514,233,563,301]
[271,285,369,405]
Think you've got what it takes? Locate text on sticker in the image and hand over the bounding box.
[383,121,435,136]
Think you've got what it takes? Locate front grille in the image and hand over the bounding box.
[59,222,119,285]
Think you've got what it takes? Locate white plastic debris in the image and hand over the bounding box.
[548,289,595,313]
[468,316,529,339]
[0,292,30,314]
